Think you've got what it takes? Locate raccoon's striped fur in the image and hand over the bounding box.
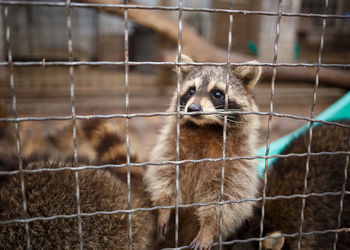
[228,121,350,250]
[144,55,262,249]
[0,120,156,249]
[81,119,142,176]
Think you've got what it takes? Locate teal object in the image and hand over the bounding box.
[294,41,300,60]
[248,41,258,56]
[257,91,350,178]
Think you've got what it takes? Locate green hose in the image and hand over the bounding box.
[257,91,350,178]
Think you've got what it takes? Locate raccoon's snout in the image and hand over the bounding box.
[187,104,202,113]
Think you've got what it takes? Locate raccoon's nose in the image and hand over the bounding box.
[187,104,202,113]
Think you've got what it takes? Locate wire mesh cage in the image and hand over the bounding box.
[0,0,349,249]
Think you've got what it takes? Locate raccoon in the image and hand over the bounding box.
[144,55,262,249]
[0,121,156,249]
[228,121,350,250]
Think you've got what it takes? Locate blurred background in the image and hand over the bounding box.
[0,0,349,160]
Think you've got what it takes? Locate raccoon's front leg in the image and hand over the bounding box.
[189,209,217,250]
[154,194,173,241]
[190,177,255,249]
[157,207,171,241]
[144,164,176,241]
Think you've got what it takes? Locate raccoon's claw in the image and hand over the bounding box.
[158,222,168,242]
[189,237,212,250]
[157,208,171,242]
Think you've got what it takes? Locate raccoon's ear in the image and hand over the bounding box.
[233,60,262,92]
[175,54,194,75]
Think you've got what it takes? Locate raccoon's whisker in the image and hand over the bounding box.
[215,109,241,114]
[227,120,245,124]
[214,105,241,109]
[228,119,244,124]
[215,108,241,111]
[216,115,244,124]
[215,107,241,110]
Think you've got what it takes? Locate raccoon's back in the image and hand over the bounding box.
[265,121,350,249]
[0,155,155,249]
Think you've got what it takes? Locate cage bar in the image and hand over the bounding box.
[219,0,235,249]
[65,0,84,249]
[175,0,184,246]
[1,1,350,19]
[297,0,328,248]
[259,0,283,249]
[4,5,31,250]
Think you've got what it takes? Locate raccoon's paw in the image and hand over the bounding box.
[158,222,168,242]
[189,232,213,250]
[262,231,285,250]
[157,208,171,242]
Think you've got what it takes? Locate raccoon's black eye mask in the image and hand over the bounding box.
[180,86,196,110]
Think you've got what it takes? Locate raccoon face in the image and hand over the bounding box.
[176,55,262,127]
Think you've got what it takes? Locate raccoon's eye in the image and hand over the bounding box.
[213,90,224,99]
[187,87,196,96]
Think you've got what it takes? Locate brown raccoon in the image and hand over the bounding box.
[0,121,156,249]
[144,55,262,249]
[228,121,350,250]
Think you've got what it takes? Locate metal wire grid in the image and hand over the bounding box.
[0,0,350,249]
[1,1,350,19]
[66,0,84,249]
[219,0,234,248]
[259,0,283,248]
[122,0,133,248]
[175,0,183,246]
[3,5,31,250]
[298,0,328,248]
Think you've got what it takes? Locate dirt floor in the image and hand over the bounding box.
[0,66,347,161]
